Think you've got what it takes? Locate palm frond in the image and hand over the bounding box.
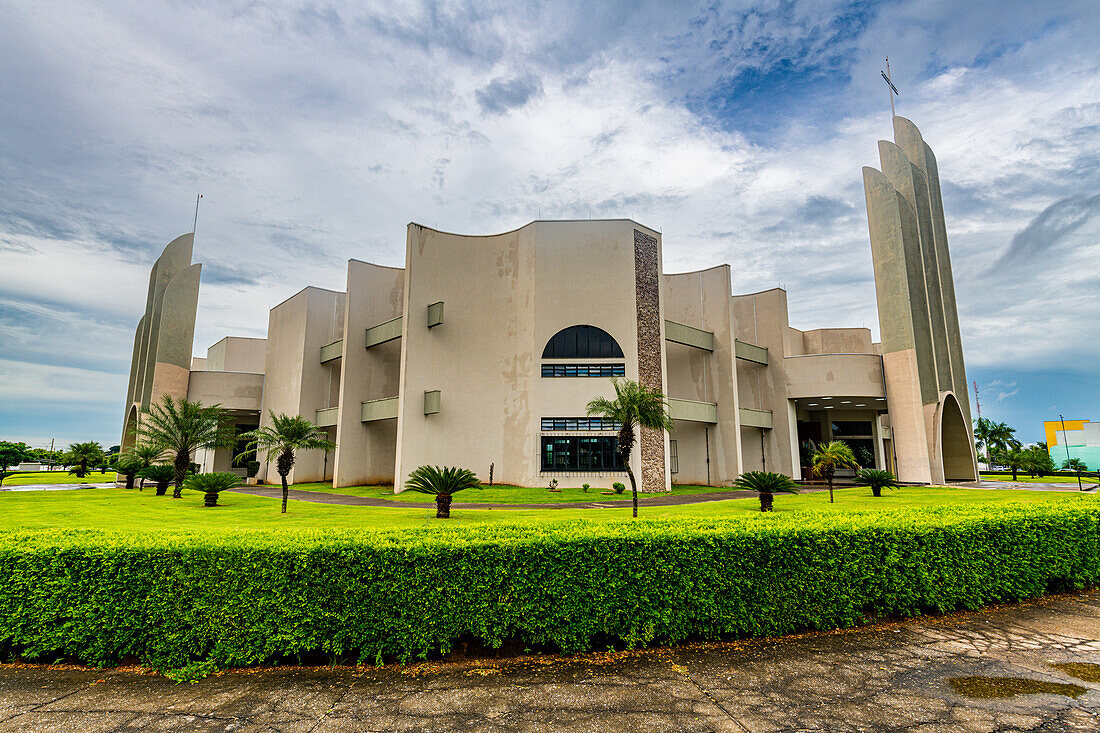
[404,465,481,495]
[236,412,336,463]
[734,471,799,494]
[183,472,241,494]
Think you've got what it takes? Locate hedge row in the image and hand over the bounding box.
[1,502,1097,671]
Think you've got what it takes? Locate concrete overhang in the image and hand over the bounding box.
[668,398,718,424]
[784,353,885,400]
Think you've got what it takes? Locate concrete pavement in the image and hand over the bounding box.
[0,590,1097,732]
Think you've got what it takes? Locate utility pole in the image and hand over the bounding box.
[972,381,987,467]
[48,438,54,471]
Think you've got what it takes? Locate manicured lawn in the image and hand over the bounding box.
[287,481,739,503]
[0,485,1090,535]
[1,470,116,486]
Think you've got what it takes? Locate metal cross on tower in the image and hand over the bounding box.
[880,57,899,118]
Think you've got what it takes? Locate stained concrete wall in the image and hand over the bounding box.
[257,287,345,484]
[730,288,801,479]
[394,220,664,492]
[662,265,742,486]
[206,337,267,373]
[332,260,405,487]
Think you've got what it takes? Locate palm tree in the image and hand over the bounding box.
[128,443,164,491]
[139,464,176,496]
[995,448,1027,481]
[237,412,336,514]
[404,465,481,518]
[973,417,993,467]
[810,440,858,503]
[734,471,799,512]
[115,455,144,490]
[63,442,106,479]
[586,378,675,518]
[855,468,899,497]
[138,395,234,498]
[184,472,241,507]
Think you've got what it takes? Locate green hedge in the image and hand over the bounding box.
[0,502,1097,671]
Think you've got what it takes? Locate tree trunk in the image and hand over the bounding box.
[277,448,295,514]
[872,485,882,498]
[827,471,835,503]
[156,480,168,496]
[172,451,189,499]
[625,465,639,518]
[1011,466,1018,481]
[759,492,773,512]
[124,473,135,491]
[205,492,218,508]
[436,493,452,518]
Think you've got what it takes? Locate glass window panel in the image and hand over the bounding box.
[831,421,873,437]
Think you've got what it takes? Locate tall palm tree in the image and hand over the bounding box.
[586,378,674,518]
[810,440,858,503]
[138,395,234,498]
[128,443,164,491]
[237,412,336,514]
[973,417,994,467]
[64,442,106,479]
[404,465,481,518]
[733,471,799,512]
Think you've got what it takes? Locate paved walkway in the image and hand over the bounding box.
[0,590,1096,731]
[0,483,115,492]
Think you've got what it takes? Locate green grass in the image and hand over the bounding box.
[1,470,116,486]
[286,481,739,503]
[0,485,1090,535]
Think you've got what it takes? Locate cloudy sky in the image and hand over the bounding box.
[2,0,1098,448]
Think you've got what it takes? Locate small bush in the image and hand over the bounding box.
[612,482,626,494]
[0,502,1095,673]
[582,483,590,493]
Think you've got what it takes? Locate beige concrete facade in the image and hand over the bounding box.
[120,117,976,490]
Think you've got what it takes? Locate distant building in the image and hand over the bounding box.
[120,117,978,490]
[1044,419,1098,470]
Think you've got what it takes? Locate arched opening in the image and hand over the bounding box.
[940,394,976,481]
[121,404,139,452]
[542,325,624,359]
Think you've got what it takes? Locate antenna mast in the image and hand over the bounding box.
[972,380,982,421]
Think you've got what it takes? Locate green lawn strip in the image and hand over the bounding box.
[2,470,116,486]
[0,486,1085,534]
[286,481,742,503]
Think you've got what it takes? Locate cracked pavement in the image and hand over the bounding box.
[0,590,1097,732]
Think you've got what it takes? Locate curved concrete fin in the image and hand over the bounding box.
[125,314,145,408]
[156,263,202,370]
[895,191,939,407]
[893,117,929,179]
[863,166,914,353]
[909,162,952,391]
[878,140,917,210]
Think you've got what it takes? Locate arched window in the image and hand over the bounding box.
[542,325,624,359]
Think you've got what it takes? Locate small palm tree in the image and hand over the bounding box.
[995,448,1027,481]
[138,395,234,498]
[128,443,164,491]
[404,465,482,518]
[184,472,241,507]
[855,468,899,498]
[139,464,176,496]
[586,378,675,518]
[115,455,144,490]
[734,471,799,512]
[64,441,106,479]
[237,412,336,514]
[810,440,858,503]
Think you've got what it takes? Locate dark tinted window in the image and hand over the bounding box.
[541,364,625,378]
[541,436,625,472]
[541,417,623,431]
[831,421,873,437]
[542,325,624,359]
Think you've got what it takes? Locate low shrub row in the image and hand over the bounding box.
[0,502,1097,673]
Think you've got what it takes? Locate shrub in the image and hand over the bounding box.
[582,483,590,494]
[183,472,241,507]
[139,464,176,496]
[404,465,481,518]
[856,469,900,498]
[245,461,261,479]
[612,482,626,494]
[733,471,799,512]
[0,503,1095,673]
